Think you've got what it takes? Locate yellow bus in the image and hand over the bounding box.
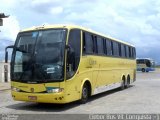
[5,25,136,104]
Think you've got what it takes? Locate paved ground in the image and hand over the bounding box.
[0,82,10,91]
[0,69,160,115]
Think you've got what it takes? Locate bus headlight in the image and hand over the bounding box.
[47,87,64,93]
[11,86,21,92]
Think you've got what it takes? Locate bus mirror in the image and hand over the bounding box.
[5,45,14,63]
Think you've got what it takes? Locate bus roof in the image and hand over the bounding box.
[20,24,134,47]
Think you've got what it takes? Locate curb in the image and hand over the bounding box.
[0,88,11,91]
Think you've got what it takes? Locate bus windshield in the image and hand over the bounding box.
[148,60,155,67]
[11,29,66,83]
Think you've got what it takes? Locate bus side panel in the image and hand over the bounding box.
[64,57,94,103]
[95,56,116,88]
[93,56,136,94]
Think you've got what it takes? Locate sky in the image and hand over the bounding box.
[0,0,160,64]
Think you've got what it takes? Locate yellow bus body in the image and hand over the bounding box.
[11,25,136,104]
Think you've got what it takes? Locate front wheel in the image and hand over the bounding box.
[80,84,89,104]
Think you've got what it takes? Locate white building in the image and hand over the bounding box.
[0,62,10,82]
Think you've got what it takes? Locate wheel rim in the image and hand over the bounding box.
[82,87,88,99]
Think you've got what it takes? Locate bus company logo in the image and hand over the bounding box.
[30,88,34,93]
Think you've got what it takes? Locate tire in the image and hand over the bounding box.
[125,76,130,88]
[80,84,89,104]
[120,80,125,90]
[142,68,145,72]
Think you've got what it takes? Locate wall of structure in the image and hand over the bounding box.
[0,62,10,82]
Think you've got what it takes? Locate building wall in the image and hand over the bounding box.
[0,62,10,82]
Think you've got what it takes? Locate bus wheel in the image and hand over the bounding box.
[142,68,145,72]
[120,80,125,90]
[80,84,89,104]
[126,76,130,88]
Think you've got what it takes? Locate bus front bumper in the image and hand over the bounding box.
[11,91,67,104]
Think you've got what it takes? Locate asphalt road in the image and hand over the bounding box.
[0,69,160,115]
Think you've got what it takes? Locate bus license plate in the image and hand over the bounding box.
[28,96,37,101]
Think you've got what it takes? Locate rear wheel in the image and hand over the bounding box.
[80,84,89,104]
[120,79,125,90]
[125,76,130,88]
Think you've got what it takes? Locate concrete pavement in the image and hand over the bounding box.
[0,70,160,119]
[0,82,10,91]
[1,71,160,114]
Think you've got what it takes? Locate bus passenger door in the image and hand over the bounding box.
[65,29,81,102]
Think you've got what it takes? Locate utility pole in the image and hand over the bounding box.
[0,13,9,26]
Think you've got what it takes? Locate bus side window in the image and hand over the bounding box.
[118,43,122,57]
[66,29,81,80]
[133,47,136,59]
[103,38,107,55]
[112,41,119,57]
[121,44,126,58]
[83,32,93,54]
[111,41,114,56]
[125,46,129,58]
[97,36,104,55]
[83,32,86,53]
[129,47,132,58]
[93,35,98,54]
[106,39,112,56]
